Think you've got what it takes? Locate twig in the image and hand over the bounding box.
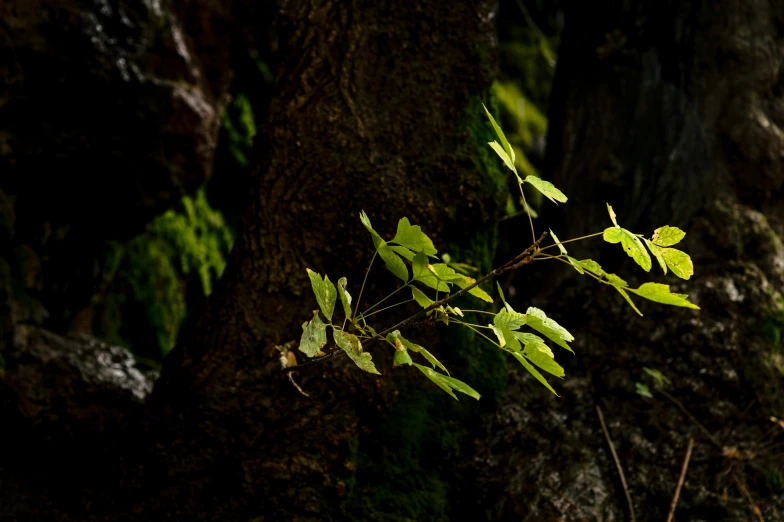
[287,372,310,397]
[283,231,548,374]
[666,438,694,522]
[733,474,765,522]
[596,405,636,522]
[658,389,722,448]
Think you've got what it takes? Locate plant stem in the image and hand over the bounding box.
[353,251,377,322]
[518,182,536,244]
[536,231,605,253]
[283,231,548,374]
[362,298,414,319]
[361,283,409,316]
[456,321,501,348]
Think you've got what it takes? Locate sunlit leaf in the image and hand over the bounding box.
[651,226,686,247]
[378,243,409,281]
[414,262,461,292]
[489,141,518,176]
[307,269,337,321]
[614,286,642,316]
[566,256,585,274]
[411,286,433,308]
[393,340,413,367]
[390,245,415,261]
[643,367,672,386]
[494,308,527,330]
[524,176,568,204]
[660,248,693,280]
[578,259,605,277]
[456,276,493,303]
[391,217,437,255]
[489,324,505,347]
[644,239,668,275]
[513,331,546,345]
[299,311,327,357]
[499,324,523,352]
[550,229,568,255]
[511,352,558,395]
[525,307,573,352]
[628,283,699,309]
[523,339,564,378]
[359,210,385,250]
[337,277,352,320]
[636,382,653,398]
[606,203,619,227]
[497,282,507,305]
[334,329,381,374]
[388,330,449,374]
[603,227,652,272]
[483,103,515,165]
[413,363,481,400]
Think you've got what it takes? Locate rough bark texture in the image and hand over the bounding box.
[141,0,504,519]
[465,1,784,520]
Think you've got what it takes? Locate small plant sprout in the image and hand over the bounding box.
[289,108,699,399]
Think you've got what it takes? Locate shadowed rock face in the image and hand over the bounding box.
[0,0,235,238]
[0,0,243,338]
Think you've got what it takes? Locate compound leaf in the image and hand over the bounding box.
[525,176,568,204]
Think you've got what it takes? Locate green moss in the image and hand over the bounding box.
[223,93,257,168]
[93,189,234,356]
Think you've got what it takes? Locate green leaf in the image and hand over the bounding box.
[391,217,437,255]
[606,273,628,287]
[412,251,428,279]
[643,367,672,386]
[307,269,338,321]
[498,324,523,352]
[489,141,518,175]
[489,324,505,346]
[652,226,686,247]
[578,259,606,277]
[377,243,409,281]
[550,229,567,255]
[390,245,415,261]
[413,363,481,400]
[393,344,413,367]
[566,256,585,274]
[494,308,527,330]
[333,329,381,374]
[513,332,546,345]
[483,103,516,165]
[660,248,693,280]
[524,176,568,204]
[525,307,574,352]
[456,276,493,303]
[359,210,385,250]
[606,203,619,227]
[614,286,642,316]
[497,282,507,305]
[414,262,460,292]
[389,331,449,374]
[299,311,327,357]
[644,239,668,275]
[411,286,433,308]
[636,382,653,398]
[603,227,652,272]
[628,282,699,309]
[511,352,558,395]
[522,340,564,378]
[337,277,352,320]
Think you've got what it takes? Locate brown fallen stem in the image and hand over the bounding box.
[666,438,694,522]
[734,474,765,522]
[596,405,636,522]
[283,231,548,374]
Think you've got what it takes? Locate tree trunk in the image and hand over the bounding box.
[469,1,784,520]
[141,1,505,519]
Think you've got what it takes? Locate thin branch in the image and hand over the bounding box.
[362,298,414,319]
[352,251,377,321]
[518,183,537,244]
[666,438,694,522]
[536,231,605,253]
[596,405,636,522]
[734,475,765,522]
[658,389,722,448]
[283,232,548,374]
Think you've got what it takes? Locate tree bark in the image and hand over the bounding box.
[141,1,504,519]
